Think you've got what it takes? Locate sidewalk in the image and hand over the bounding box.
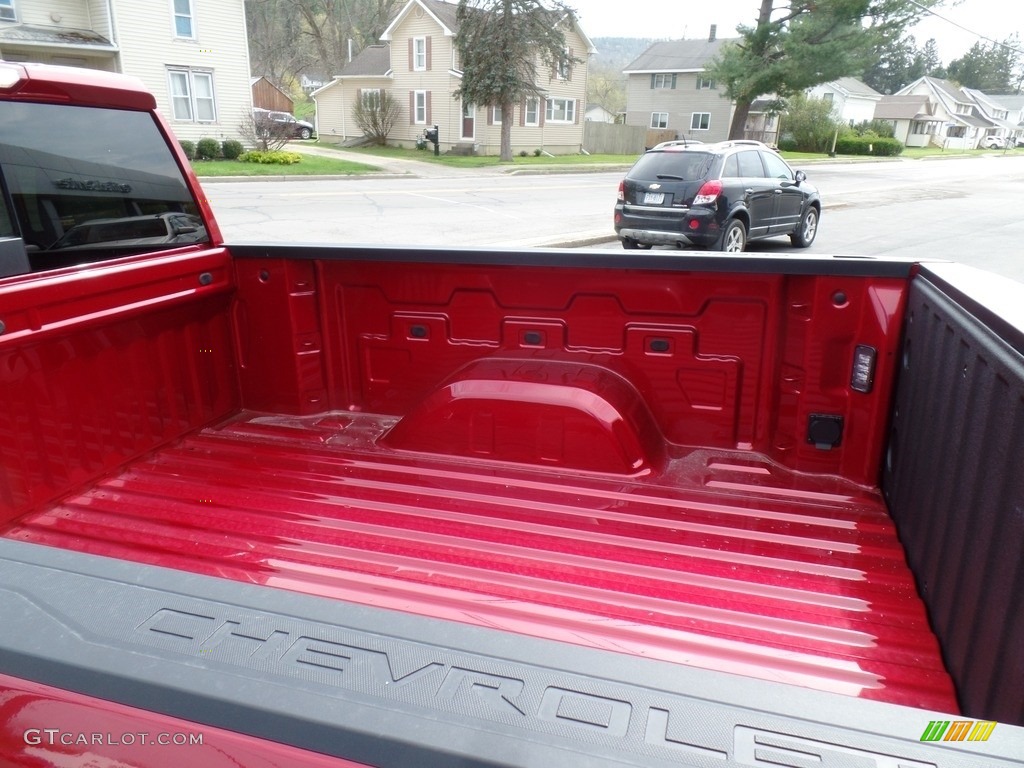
[290,142,634,179]
[289,142,503,178]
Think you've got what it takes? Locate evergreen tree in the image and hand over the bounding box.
[454,0,579,161]
[707,0,938,139]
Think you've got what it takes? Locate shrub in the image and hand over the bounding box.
[777,137,799,152]
[782,93,842,153]
[221,139,244,160]
[196,137,220,160]
[239,150,302,164]
[519,150,529,157]
[352,91,402,146]
[833,135,904,157]
[533,148,542,157]
[179,140,196,160]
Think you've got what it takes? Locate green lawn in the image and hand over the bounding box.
[191,154,381,177]
[333,144,639,168]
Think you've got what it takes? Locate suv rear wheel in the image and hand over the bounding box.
[790,207,819,248]
[717,219,746,253]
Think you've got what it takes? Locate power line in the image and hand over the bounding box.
[905,0,1024,55]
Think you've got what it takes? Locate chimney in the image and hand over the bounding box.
[709,25,717,42]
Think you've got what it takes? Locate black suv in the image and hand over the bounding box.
[614,140,820,252]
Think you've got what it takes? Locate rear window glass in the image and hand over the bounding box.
[0,101,207,270]
[629,150,714,181]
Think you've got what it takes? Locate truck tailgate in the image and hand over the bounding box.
[2,408,957,713]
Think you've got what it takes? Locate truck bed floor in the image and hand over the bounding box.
[2,410,958,713]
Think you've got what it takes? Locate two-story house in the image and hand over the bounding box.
[312,0,594,155]
[962,88,1020,148]
[806,77,882,126]
[622,29,736,143]
[887,76,990,150]
[0,0,252,143]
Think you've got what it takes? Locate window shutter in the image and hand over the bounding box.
[650,74,655,89]
[568,48,574,80]
[408,39,413,71]
[426,37,432,70]
[426,92,432,125]
[574,99,580,124]
[520,98,526,127]
[487,107,493,126]
[409,91,414,124]
[671,74,677,89]
[540,100,546,127]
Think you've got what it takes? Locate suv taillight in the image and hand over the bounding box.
[617,180,625,202]
[693,180,722,205]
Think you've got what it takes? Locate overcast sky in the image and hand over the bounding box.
[568,0,1020,65]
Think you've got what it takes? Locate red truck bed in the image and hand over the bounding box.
[4,405,957,713]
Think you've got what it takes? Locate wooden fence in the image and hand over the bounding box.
[583,123,677,155]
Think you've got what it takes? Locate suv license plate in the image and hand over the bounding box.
[643,192,665,204]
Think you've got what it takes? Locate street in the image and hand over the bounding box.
[203,153,1024,283]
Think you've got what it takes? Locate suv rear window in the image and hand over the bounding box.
[0,101,207,270]
[628,151,714,182]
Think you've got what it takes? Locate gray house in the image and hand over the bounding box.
[622,28,736,143]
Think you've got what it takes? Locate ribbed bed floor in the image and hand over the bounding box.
[3,409,958,713]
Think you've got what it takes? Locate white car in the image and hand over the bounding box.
[980,136,1006,149]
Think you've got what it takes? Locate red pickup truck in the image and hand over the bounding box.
[1,62,1022,767]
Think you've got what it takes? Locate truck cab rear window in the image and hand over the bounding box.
[0,101,207,270]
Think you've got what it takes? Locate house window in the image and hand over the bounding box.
[492,105,502,124]
[556,48,571,80]
[546,97,575,123]
[650,112,669,129]
[652,73,675,89]
[360,89,381,108]
[690,112,710,131]
[168,68,216,122]
[172,0,195,39]
[697,77,715,90]
[414,90,427,124]
[822,92,834,103]
[0,0,15,22]
[413,37,427,71]
[524,97,540,126]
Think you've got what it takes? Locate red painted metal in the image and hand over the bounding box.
[2,252,956,719]
[0,249,238,522]
[4,408,958,713]
[246,259,903,486]
[0,673,369,767]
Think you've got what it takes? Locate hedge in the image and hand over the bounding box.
[834,135,903,157]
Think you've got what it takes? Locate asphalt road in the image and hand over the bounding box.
[203,152,1024,283]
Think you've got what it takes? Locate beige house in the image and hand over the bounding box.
[622,30,737,143]
[0,0,252,143]
[313,0,594,155]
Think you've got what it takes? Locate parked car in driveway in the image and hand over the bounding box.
[253,108,315,140]
[980,136,1006,149]
[614,140,821,252]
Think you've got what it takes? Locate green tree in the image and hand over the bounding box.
[455,0,580,161]
[946,37,1022,92]
[245,0,404,82]
[780,92,843,152]
[588,64,626,116]
[919,38,945,78]
[707,0,936,140]
[862,34,925,94]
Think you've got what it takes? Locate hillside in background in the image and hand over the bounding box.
[591,37,658,71]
